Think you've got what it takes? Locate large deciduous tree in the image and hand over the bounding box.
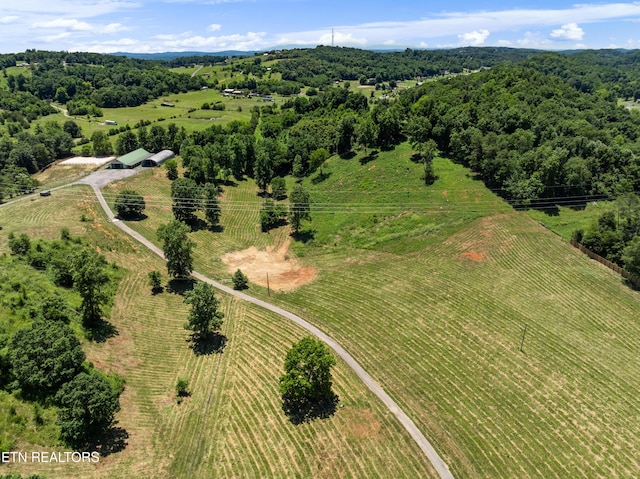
[254,148,274,194]
[55,372,121,448]
[279,336,337,422]
[157,219,195,278]
[203,182,221,228]
[171,177,201,222]
[622,236,640,276]
[183,282,224,338]
[91,131,113,156]
[289,185,311,235]
[115,130,139,156]
[70,248,110,327]
[7,321,85,398]
[114,189,146,219]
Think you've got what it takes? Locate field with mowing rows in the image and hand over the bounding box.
[0,187,437,479]
[107,145,640,478]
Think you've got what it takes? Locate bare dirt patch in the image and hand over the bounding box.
[221,238,316,292]
[345,409,382,440]
[460,250,485,262]
[448,214,514,263]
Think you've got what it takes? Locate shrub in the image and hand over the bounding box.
[175,378,190,401]
[232,269,249,290]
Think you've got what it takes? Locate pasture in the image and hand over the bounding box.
[526,201,615,240]
[0,186,436,478]
[106,144,640,478]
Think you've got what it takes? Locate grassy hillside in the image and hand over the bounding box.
[106,144,640,478]
[0,187,437,478]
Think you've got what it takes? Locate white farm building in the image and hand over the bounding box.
[141,150,175,167]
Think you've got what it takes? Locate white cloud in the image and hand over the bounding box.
[70,37,141,53]
[458,29,489,46]
[2,1,140,18]
[207,24,222,32]
[157,31,267,50]
[1,16,20,24]
[550,22,584,40]
[33,19,92,31]
[276,2,640,48]
[35,32,72,43]
[154,32,193,41]
[103,23,129,34]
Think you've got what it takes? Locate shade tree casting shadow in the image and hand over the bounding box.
[282,392,339,425]
[188,331,227,356]
[166,277,197,296]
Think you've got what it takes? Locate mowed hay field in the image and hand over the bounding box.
[0,188,437,479]
[106,148,640,478]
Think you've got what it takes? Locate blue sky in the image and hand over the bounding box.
[1,1,640,53]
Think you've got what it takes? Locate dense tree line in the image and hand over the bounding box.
[272,46,541,87]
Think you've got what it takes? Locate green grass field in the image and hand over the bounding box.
[33,87,287,146]
[526,202,615,240]
[0,186,437,478]
[103,144,640,478]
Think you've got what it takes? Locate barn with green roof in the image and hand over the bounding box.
[109,148,152,169]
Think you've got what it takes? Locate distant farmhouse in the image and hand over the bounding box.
[141,150,175,167]
[109,148,152,169]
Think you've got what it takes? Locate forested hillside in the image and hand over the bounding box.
[272,45,541,86]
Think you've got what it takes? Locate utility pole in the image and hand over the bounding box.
[519,324,528,352]
[266,272,270,296]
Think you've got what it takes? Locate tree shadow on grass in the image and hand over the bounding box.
[291,229,315,243]
[339,150,356,160]
[117,213,148,222]
[151,285,164,295]
[186,217,209,232]
[85,318,118,343]
[87,426,129,458]
[221,179,238,187]
[623,278,640,291]
[410,152,423,164]
[282,392,339,425]
[311,170,331,184]
[166,277,196,296]
[188,332,227,356]
[359,150,378,165]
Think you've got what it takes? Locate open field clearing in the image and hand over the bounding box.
[526,202,615,240]
[104,145,640,478]
[0,186,437,478]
